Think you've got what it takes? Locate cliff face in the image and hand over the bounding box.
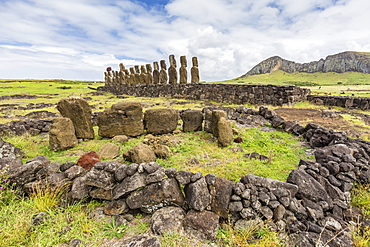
[241,51,370,77]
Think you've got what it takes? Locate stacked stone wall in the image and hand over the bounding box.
[308,94,370,110]
[99,83,310,106]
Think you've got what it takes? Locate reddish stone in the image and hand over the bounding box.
[234,137,243,143]
[106,67,112,72]
[76,151,100,170]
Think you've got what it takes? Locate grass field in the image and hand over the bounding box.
[214,70,370,97]
[0,77,369,246]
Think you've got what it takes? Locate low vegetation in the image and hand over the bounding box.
[1,78,370,246]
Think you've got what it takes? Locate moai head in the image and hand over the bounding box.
[129,67,135,74]
[140,65,147,74]
[169,55,177,68]
[192,57,198,67]
[114,71,119,77]
[124,69,130,75]
[119,63,125,72]
[160,60,167,70]
[180,56,187,67]
[146,64,153,73]
[153,62,159,71]
[134,65,140,74]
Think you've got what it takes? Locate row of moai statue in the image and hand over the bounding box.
[104,55,200,86]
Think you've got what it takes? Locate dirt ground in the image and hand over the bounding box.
[275,108,370,138]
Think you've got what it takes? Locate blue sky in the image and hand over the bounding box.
[0,0,369,81]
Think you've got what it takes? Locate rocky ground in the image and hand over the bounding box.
[275,108,370,138]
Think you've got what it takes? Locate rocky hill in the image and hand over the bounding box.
[241,51,370,77]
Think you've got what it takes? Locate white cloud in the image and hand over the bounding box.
[0,0,369,81]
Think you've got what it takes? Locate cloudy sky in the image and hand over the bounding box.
[0,0,369,82]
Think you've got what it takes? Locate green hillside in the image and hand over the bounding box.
[211,71,370,97]
[216,70,370,86]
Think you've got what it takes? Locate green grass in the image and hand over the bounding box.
[351,184,370,247]
[151,128,310,182]
[217,70,370,86]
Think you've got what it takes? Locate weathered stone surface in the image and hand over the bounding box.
[287,169,332,205]
[85,166,116,190]
[145,167,166,184]
[76,151,100,170]
[181,110,203,132]
[104,199,129,215]
[0,157,22,171]
[184,177,211,211]
[144,108,179,135]
[64,165,86,180]
[209,177,233,218]
[124,143,156,164]
[184,210,219,240]
[10,157,50,186]
[126,178,184,213]
[71,176,91,200]
[211,110,227,137]
[241,174,298,198]
[57,98,94,139]
[49,118,78,151]
[217,117,233,147]
[0,138,23,159]
[97,143,120,159]
[273,204,286,221]
[36,162,62,179]
[114,164,128,182]
[112,135,128,144]
[142,162,161,174]
[112,172,147,199]
[97,102,144,137]
[151,144,170,159]
[151,206,186,235]
[175,171,194,185]
[89,187,112,200]
[287,231,353,247]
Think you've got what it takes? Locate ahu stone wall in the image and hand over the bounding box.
[99,83,310,106]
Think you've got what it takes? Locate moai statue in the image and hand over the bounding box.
[191,57,200,83]
[124,69,130,85]
[159,60,168,84]
[146,64,153,84]
[139,65,147,84]
[113,71,120,85]
[129,67,136,85]
[119,70,126,84]
[119,63,125,72]
[105,67,113,86]
[134,65,140,84]
[104,71,111,85]
[179,55,188,84]
[153,62,160,84]
[168,55,178,84]
[118,63,126,84]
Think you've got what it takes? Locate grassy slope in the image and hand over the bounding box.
[214,70,370,97]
